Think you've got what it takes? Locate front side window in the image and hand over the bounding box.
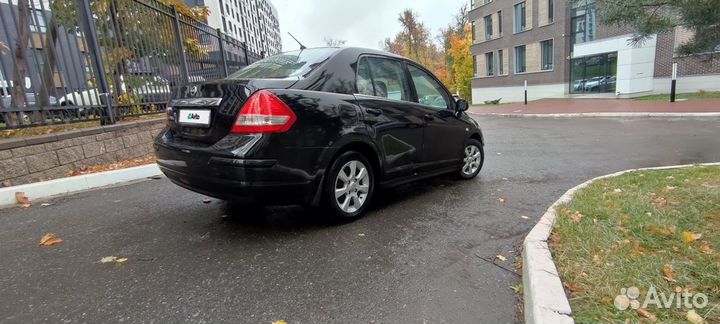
[541,40,554,70]
[485,52,494,76]
[365,57,412,101]
[484,15,493,40]
[514,2,526,33]
[515,45,526,73]
[408,65,449,110]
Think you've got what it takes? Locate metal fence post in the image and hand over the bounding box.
[171,6,190,84]
[243,41,250,66]
[217,28,228,77]
[76,0,115,125]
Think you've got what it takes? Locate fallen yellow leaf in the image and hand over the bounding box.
[662,263,676,282]
[101,256,118,263]
[701,245,714,255]
[653,197,667,205]
[272,320,287,324]
[571,211,583,224]
[687,309,705,324]
[496,255,507,262]
[39,233,63,246]
[16,192,31,207]
[115,258,128,263]
[645,225,676,236]
[637,308,658,322]
[682,231,703,243]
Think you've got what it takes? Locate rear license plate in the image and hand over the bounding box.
[178,109,211,127]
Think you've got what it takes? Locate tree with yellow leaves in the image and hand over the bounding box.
[448,24,473,101]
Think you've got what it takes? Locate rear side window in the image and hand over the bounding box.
[356,57,412,102]
[356,58,375,96]
[227,48,338,80]
[408,65,449,110]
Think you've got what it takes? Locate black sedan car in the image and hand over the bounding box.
[155,47,484,219]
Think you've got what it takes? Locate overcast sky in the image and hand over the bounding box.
[271,0,469,52]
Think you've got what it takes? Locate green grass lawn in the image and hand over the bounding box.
[634,91,720,101]
[551,166,720,324]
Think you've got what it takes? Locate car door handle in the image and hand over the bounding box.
[365,108,382,116]
[423,113,435,121]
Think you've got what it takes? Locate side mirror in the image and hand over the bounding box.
[455,99,469,112]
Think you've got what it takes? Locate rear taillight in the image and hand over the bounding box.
[231,90,297,134]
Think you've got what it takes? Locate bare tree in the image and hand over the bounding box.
[8,0,32,126]
[324,37,347,47]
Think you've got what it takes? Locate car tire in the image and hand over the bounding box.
[458,139,484,179]
[324,151,375,220]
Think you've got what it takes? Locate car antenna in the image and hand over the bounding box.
[288,32,307,50]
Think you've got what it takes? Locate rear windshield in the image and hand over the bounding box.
[227,48,339,80]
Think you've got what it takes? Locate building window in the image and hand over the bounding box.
[471,21,476,43]
[29,10,47,33]
[484,15,493,40]
[548,0,555,23]
[541,40,553,70]
[498,49,504,75]
[571,0,596,44]
[514,45,526,73]
[473,55,478,77]
[486,52,494,76]
[497,11,503,36]
[514,2,526,33]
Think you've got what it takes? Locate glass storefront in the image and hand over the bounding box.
[570,52,618,94]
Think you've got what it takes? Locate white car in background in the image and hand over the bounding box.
[58,75,171,106]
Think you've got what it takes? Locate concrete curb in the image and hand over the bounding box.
[470,112,720,118]
[0,164,162,208]
[522,162,720,324]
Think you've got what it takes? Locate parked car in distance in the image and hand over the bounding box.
[583,76,606,92]
[155,47,485,220]
[573,79,587,91]
[58,75,171,106]
[1,93,60,123]
[1,93,57,107]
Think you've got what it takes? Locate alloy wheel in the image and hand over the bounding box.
[334,160,370,213]
[462,144,482,176]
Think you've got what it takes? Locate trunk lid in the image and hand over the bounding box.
[168,78,297,143]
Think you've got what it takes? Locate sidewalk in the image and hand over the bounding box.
[471,98,720,115]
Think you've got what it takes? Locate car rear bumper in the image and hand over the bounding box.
[155,139,322,205]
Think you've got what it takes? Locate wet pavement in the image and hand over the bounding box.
[1,116,719,324]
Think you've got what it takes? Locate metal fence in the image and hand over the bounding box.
[0,0,262,130]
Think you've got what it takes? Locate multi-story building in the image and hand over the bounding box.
[468,0,720,103]
[185,0,282,56]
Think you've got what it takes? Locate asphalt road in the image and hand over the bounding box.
[1,116,720,324]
